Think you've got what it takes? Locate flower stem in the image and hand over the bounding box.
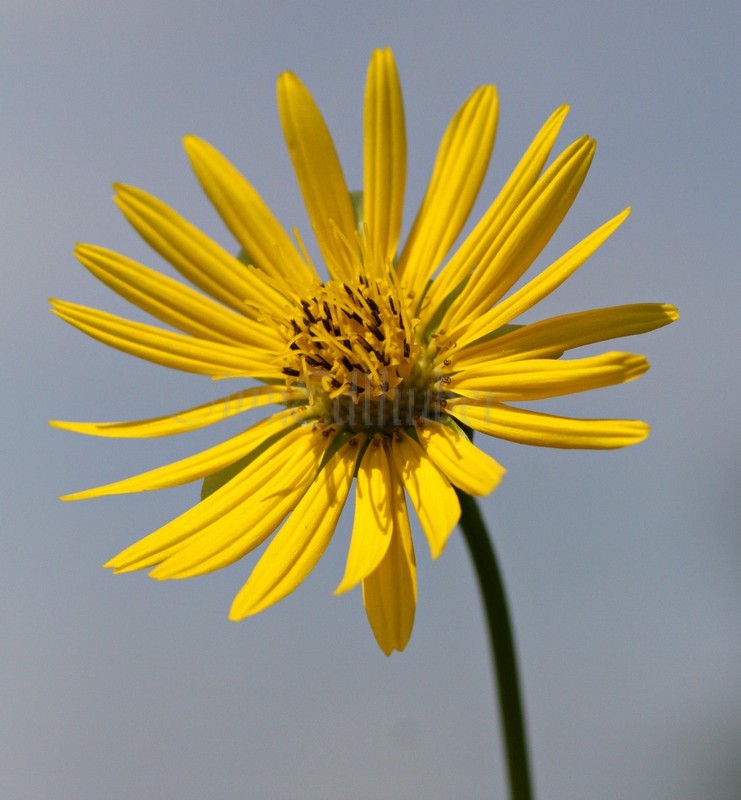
[456,489,534,800]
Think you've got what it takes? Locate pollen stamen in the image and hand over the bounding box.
[278,270,439,428]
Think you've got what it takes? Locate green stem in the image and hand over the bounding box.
[457,489,534,800]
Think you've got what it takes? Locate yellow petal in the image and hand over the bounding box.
[421,105,569,331]
[114,184,289,318]
[335,436,394,594]
[74,244,280,349]
[454,208,631,348]
[62,406,312,501]
[445,399,650,449]
[443,136,596,334]
[362,478,417,655]
[150,426,330,579]
[414,418,505,496]
[105,423,322,573]
[50,299,280,380]
[183,136,315,288]
[50,385,304,439]
[230,434,365,619]
[277,72,358,278]
[390,430,460,559]
[363,48,406,263]
[446,304,679,370]
[396,85,498,306]
[449,351,649,401]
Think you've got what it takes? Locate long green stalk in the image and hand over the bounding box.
[457,489,534,800]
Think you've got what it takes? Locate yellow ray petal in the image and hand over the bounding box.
[105,423,322,573]
[114,184,289,318]
[390,430,460,559]
[363,47,406,263]
[454,208,631,349]
[445,400,650,449]
[50,385,303,439]
[420,105,570,331]
[396,85,498,305]
[277,72,358,278]
[448,351,649,401]
[74,244,280,349]
[149,484,305,579]
[183,136,315,288]
[51,299,279,379]
[62,406,313,501]
[442,136,596,333]
[414,418,506,496]
[335,436,394,595]
[150,427,330,579]
[445,304,679,370]
[230,434,365,619]
[362,478,417,655]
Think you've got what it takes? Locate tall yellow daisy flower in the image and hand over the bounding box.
[52,48,677,655]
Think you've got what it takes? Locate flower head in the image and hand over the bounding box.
[52,49,677,654]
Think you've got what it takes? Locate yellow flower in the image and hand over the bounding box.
[52,48,677,654]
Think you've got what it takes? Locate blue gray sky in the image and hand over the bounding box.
[2,2,739,798]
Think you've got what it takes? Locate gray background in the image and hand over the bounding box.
[3,1,739,798]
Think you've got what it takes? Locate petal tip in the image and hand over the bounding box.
[228,602,251,622]
[664,305,680,322]
[277,70,300,91]
[182,134,208,157]
[333,580,353,597]
[148,565,173,581]
[59,491,82,502]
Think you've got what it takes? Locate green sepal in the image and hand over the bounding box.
[236,248,254,268]
[199,422,303,500]
[200,456,252,501]
[350,190,364,234]
[420,276,469,337]
[474,322,525,343]
[316,427,357,472]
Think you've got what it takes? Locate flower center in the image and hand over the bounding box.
[281,276,440,430]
